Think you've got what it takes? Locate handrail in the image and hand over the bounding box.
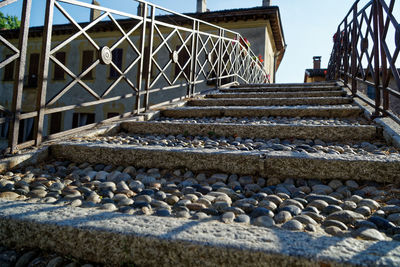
[0,0,271,153]
[327,0,400,124]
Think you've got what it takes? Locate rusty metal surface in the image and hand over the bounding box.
[327,0,399,122]
[0,0,269,153]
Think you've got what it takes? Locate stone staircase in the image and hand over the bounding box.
[2,81,400,266]
[51,82,399,182]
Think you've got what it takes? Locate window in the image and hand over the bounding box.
[81,50,94,80]
[18,117,34,143]
[49,112,62,135]
[107,112,120,119]
[367,85,376,100]
[175,45,191,79]
[0,113,9,139]
[53,52,66,80]
[72,113,95,128]
[142,46,156,80]
[109,48,123,79]
[27,53,39,88]
[3,54,15,81]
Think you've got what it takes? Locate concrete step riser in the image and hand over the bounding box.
[188,98,353,107]
[51,144,400,183]
[2,199,390,267]
[121,122,380,142]
[206,91,346,99]
[222,87,342,93]
[233,82,337,88]
[162,107,362,118]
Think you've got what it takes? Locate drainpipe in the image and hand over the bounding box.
[273,45,286,83]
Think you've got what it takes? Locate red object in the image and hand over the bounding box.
[324,70,327,75]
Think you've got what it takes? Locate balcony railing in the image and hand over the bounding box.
[327,0,400,123]
[0,0,271,154]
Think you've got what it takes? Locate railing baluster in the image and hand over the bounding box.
[8,0,32,153]
[351,3,358,96]
[34,0,55,147]
[373,0,381,117]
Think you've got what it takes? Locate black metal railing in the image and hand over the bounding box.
[327,0,400,122]
[0,0,271,154]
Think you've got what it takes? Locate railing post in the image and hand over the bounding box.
[343,18,349,87]
[334,28,341,80]
[144,4,155,111]
[188,20,198,97]
[8,0,32,153]
[34,0,55,147]
[372,0,381,117]
[351,3,358,96]
[234,34,241,84]
[136,2,147,115]
[377,0,389,113]
[216,29,223,88]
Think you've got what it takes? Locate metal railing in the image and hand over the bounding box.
[0,0,270,154]
[327,0,400,122]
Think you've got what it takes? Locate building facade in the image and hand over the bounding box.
[0,0,285,148]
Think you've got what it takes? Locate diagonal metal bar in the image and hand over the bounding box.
[0,0,17,8]
[0,35,19,54]
[0,52,19,69]
[46,55,101,106]
[53,1,100,51]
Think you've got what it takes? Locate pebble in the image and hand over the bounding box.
[253,216,275,227]
[326,210,364,225]
[221,212,235,223]
[282,220,304,231]
[322,220,348,231]
[235,214,251,224]
[274,211,292,224]
[325,226,343,236]
[353,228,386,241]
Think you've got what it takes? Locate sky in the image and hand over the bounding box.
[1,0,398,83]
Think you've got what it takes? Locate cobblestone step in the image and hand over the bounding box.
[120,121,380,142]
[51,142,400,182]
[206,90,346,98]
[188,97,353,107]
[2,199,400,267]
[161,106,362,118]
[222,86,342,93]
[233,82,338,88]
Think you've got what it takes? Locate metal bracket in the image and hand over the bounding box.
[99,46,112,65]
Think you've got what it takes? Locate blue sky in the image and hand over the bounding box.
[1,0,398,82]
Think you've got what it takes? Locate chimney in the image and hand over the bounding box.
[90,0,101,21]
[137,2,145,16]
[197,0,207,13]
[263,0,271,6]
[313,56,321,69]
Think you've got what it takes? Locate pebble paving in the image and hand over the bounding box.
[2,160,400,242]
[156,116,370,126]
[0,245,99,267]
[71,133,400,157]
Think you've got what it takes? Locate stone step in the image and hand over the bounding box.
[233,82,338,88]
[120,121,380,142]
[188,97,353,107]
[161,106,362,118]
[50,143,400,183]
[2,199,399,267]
[221,86,342,93]
[206,91,346,99]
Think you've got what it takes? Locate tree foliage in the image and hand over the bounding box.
[0,11,20,30]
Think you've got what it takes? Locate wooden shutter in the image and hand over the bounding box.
[3,54,15,81]
[53,52,66,80]
[175,45,191,79]
[82,50,94,80]
[28,53,39,87]
[49,112,62,134]
[109,48,123,78]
